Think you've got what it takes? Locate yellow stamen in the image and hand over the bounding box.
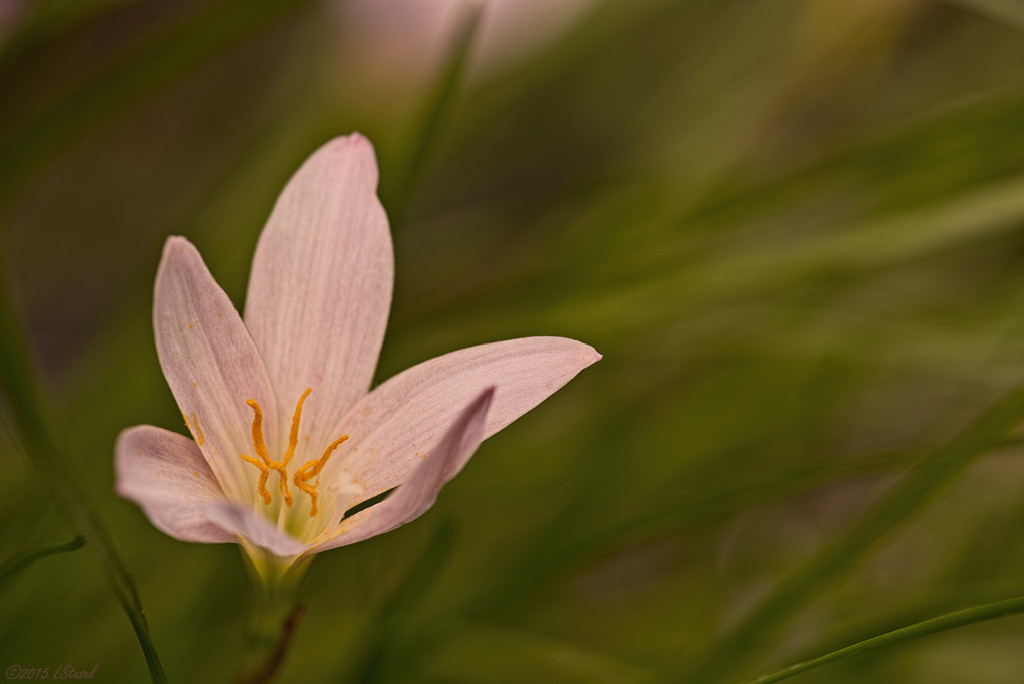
[268,387,311,506]
[242,397,287,506]
[246,399,272,464]
[294,434,349,516]
[237,388,348,516]
[283,388,311,468]
[240,454,272,505]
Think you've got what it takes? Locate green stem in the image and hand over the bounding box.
[232,550,310,684]
[0,263,167,683]
[683,383,1024,683]
[742,594,1024,684]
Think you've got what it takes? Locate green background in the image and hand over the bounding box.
[4,0,1024,681]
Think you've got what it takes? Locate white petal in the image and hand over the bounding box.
[200,501,308,558]
[154,237,280,502]
[316,388,493,551]
[244,133,393,451]
[115,425,235,545]
[329,336,600,499]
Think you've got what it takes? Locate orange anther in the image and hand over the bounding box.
[294,434,349,516]
[238,389,348,516]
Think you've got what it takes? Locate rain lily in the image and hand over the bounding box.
[115,133,599,582]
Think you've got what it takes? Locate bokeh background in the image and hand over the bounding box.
[4,0,1024,681]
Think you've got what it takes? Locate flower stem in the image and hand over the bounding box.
[233,551,311,684]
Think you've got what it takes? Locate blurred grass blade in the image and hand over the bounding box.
[425,618,657,683]
[383,2,482,229]
[742,594,1024,684]
[0,264,167,683]
[684,382,1024,683]
[944,0,1024,31]
[496,436,1024,607]
[0,0,317,213]
[0,534,86,590]
[348,519,456,683]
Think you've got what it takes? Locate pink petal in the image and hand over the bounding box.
[244,133,393,451]
[154,237,280,503]
[115,425,236,545]
[200,501,308,558]
[329,336,600,499]
[316,388,493,550]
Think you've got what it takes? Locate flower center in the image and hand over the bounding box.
[239,388,348,516]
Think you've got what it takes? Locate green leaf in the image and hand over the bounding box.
[743,593,1024,684]
[0,534,87,590]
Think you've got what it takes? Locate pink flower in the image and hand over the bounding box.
[115,133,599,575]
